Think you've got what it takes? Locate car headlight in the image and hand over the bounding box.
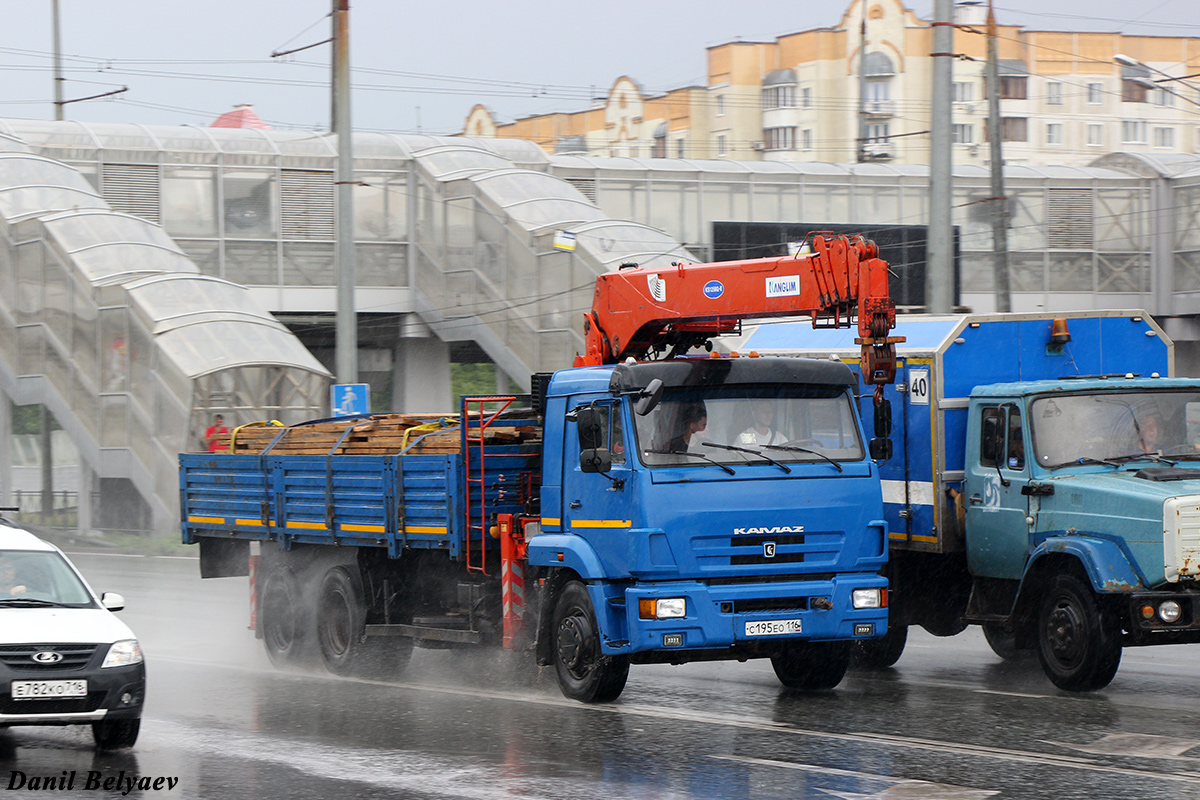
[1158,600,1183,624]
[638,598,686,619]
[852,588,883,609]
[101,639,144,668]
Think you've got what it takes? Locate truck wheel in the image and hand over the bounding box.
[771,641,851,690]
[852,623,907,669]
[1036,574,1122,691]
[316,566,368,676]
[551,581,629,703]
[92,719,139,749]
[261,566,306,667]
[982,622,1018,660]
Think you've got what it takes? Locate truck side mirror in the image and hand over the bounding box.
[633,379,664,416]
[869,437,892,461]
[575,406,604,451]
[874,398,892,438]
[580,448,612,474]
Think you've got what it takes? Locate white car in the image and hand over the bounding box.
[0,523,144,749]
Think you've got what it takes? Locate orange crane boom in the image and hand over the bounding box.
[575,234,903,393]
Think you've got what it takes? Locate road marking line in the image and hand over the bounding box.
[974,688,1052,699]
[711,755,999,799]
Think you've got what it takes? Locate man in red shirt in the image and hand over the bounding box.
[205,415,229,452]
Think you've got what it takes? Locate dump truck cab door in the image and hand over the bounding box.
[965,401,1032,580]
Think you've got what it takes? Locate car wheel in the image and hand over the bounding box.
[92,719,139,749]
[771,641,851,690]
[1036,574,1122,691]
[551,581,629,703]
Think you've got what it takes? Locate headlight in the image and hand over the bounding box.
[852,588,882,609]
[101,639,144,668]
[638,598,686,619]
[1158,600,1183,624]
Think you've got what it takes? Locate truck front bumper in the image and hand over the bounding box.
[594,574,888,656]
[1126,591,1200,646]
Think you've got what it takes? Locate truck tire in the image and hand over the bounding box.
[982,622,1018,660]
[771,641,851,690]
[92,719,139,749]
[316,566,369,676]
[852,623,907,669]
[260,566,306,667]
[551,581,629,703]
[1036,574,1122,692]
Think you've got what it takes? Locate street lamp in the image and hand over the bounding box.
[1114,54,1200,108]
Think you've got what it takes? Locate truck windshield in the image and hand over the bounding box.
[634,385,863,467]
[1031,390,1200,468]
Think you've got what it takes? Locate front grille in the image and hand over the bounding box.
[0,691,107,714]
[734,597,810,613]
[0,644,100,672]
[730,534,806,566]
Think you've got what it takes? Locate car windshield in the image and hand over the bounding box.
[0,549,95,607]
[1031,389,1200,468]
[633,384,864,467]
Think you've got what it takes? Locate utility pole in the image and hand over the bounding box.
[857,3,869,163]
[333,0,357,384]
[925,0,955,314]
[986,0,1011,311]
[52,0,64,120]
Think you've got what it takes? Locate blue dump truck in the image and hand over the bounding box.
[739,309,1200,691]
[180,237,903,702]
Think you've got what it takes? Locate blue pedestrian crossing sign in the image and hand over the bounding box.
[331,383,370,417]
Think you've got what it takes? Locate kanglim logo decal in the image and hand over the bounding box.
[703,280,724,299]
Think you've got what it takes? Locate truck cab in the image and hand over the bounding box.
[964,379,1200,689]
[528,356,890,700]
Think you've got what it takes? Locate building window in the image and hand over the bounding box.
[868,80,890,102]
[802,129,813,150]
[801,87,812,109]
[952,81,974,103]
[676,138,685,158]
[1121,120,1147,143]
[1001,117,1028,142]
[1045,123,1063,145]
[717,134,727,156]
[762,85,797,109]
[1087,124,1103,146]
[1122,80,1148,103]
[868,122,890,143]
[953,123,974,144]
[1000,76,1027,100]
[765,127,797,150]
[1154,127,1176,148]
[1087,83,1103,104]
[1046,82,1063,105]
[1154,88,1176,107]
[717,95,725,116]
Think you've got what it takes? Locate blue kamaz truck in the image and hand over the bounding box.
[739,309,1200,691]
[180,237,900,702]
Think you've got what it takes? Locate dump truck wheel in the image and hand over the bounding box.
[316,566,368,676]
[1036,574,1122,691]
[852,623,907,669]
[261,566,306,667]
[771,641,851,690]
[551,581,629,703]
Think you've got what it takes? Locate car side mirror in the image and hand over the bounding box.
[101,592,125,612]
[634,379,663,416]
[580,448,612,474]
[869,437,892,461]
[575,407,604,451]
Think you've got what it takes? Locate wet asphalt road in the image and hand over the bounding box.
[5,551,1200,799]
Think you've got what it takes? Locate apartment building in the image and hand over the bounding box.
[461,0,1200,168]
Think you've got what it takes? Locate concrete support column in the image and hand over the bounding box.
[495,366,509,396]
[392,324,452,413]
[0,398,10,508]
[77,459,94,535]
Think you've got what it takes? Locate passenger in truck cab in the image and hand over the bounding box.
[737,400,787,448]
[1137,413,1162,454]
[666,401,708,453]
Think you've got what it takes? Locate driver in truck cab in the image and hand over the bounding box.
[0,559,28,597]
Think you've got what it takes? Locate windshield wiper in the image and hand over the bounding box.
[763,443,844,473]
[1108,452,1178,467]
[700,441,791,473]
[0,598,67,607]
[642,449,736,475]
[1047,455,1120,470]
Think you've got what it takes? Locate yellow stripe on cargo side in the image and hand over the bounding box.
[342,523,385,533]
[541,518,561,527]
[187,516,225,525]
[234,518,265,527]
[404,525,447,534]
[889,532,909,541]
[571,520,632,529]
[911,534,938,543]
[287,521,328,530]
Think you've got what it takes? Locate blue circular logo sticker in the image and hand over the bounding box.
[703,280,724,299]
